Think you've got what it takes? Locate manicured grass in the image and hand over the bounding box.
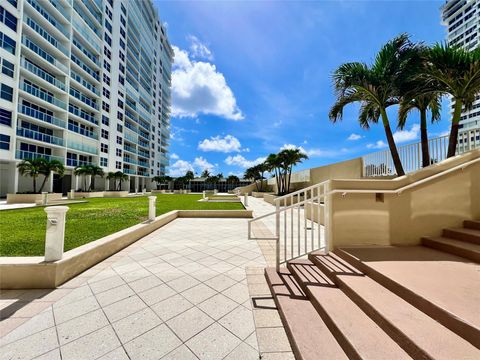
[0,194,244,257]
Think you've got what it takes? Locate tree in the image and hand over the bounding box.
[152,175,171,190]
[88,165,104,191]
[201,169,210,178]
[115,171,128,191]
[205,175,219,190]
[265,153,283,194]
[17,158,44,193]
[106,172,117,191]
[419,44,480,157]
[329,34,422,176]
[278,149,308,194]
[243,166,261,192]
[74,165,89,191]
[38,159,64,192]
[185,171,195,181]
[226,175,240,190]
[398,94,441,167]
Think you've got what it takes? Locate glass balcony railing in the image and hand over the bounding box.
[123,168,136,175]
[24,16,69,55]
[68,104,97,125]
[67,158,95,167]
[72,17,101,53]
[70,70,98,95]
[22,82,67,109]
[138,149,149,158]
[18,104,66,128]
[68,141,98,155]
[71,53,100,81]
[48,0,70,21]
[22,36,68,74]
[137,170,149,177]
[67,122,98,139]
[124,144,137,154]
[72,38,100,66]
[16,150,64,164]
[124,156,138,165]
[138,159,148,167]
[26,0,69,37]
[81,0,101,25]
[69,87,98,110]
[124,132,138,144]
[21,58,65,91]
[125,121,138,134]
[17,127,65,146]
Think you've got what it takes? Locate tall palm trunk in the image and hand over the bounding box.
[380,109,405,176]
[90,176,95,191]
[419,109,431,167]
[33,176,37,194]
[447,100,463,158]
[39,174,49,193]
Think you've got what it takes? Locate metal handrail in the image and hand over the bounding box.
[275,180,329,203]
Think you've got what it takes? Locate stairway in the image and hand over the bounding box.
[265,220,480,360]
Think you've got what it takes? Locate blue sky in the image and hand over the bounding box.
[154,0,450,177]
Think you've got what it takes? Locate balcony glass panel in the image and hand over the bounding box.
[67,122,97,139]
[68,140,98,155]
[21,58,65,91]
[26,0,69,37]
[21,36,68,74]
[18,103,66,128]
[22,82,66,109]
[16,150,64,163]
[17,127,64,146]
[24,16,68,55]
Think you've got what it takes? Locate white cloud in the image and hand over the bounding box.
[367,140,388,149]
[280,144,346,158]
[225,155,266,168]
[198,135,242,153]
[187,35,213,60]
[168,160,194,177]
[193,156,215,173]
[170,153,179,160]
[348,133,362,141]
[393,124,420,143]
[172,46,243,121]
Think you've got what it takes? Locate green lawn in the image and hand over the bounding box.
[0,194,244,257]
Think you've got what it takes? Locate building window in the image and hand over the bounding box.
[116,148,122,157]
[103,87,110,98]
[119,51,125,62]
[103,60,110,73]
[0,134,10,150]
[117,124,123,132]
[0,83,13,101]
[104,34,112,46]
[102,115,109,126]
[117,111,123,121]
[116,136,122,145]
[118,75,124,86]
[7,0,17,8]
[101,129,109,139]
[120,28,125,39]
[102,101,110,112]
[100,157,108,166]
[104,46,111,59]
[1,58,13,77]
[116,161,121,169]
[103,74,110,86]
[0,31,15,54]
[105,7,112,20]
[120,15,126,26]
[0,108,12,126]
[118,99,123,109]
[105,20,112,33]
[0,6,17,31]
[101,143,108,153]
[119,39,125,50]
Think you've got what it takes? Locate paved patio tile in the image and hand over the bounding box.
[56,309,109,345]
[260,352,295,360]
[124,324,181,360]
[225,342,260,360]
[166,307,214,341]
[151,294,193,321]
[167,275,200,292]
[161,344,197,359]
[181,283,217,305]
[204,274,237,292]
[89,274,125,294]
[256,327,291,353]
[223,282,251,304]
[53,296,100,324]
[112,307,162,343]
[198,293,238,320]
[60,326,120,360]
[245,332,259,350]
[1,327,59,360]
[53,285,92,307]
[98,346,130,360]
[253,309,283,328]
[186,323,242,360]
[219,305,256,340]
[102,294,147,323]
[137,284,176,306]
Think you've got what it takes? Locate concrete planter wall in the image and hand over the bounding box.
[104,191,129,198]
[252,191,274,198]
[263,193,305,206]
[6,193,62,204]
[72,191,104,199]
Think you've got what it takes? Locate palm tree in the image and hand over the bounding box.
[17,158,45,193]
[115,171,128,190]
[398,94,441,167]
[265,153,283,194]
[201,169,210,178]
[420,44,480,157]
[279,149,308,194]
[329,34,421,176]
[106,172,117,191]
[226,175,240,190]
[88,165,104,191]
[38,159,64,192]
[74,165,89,191]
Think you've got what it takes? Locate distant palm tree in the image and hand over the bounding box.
[115,171,128,191]
[106,172,117,190]
[38,159,64,192]
[87,165,104,191]
[201,170,210,178]
[279,149,308,194]
[265,153,283,194]
[17,158,44,193]
[398,94,441,167]
[74,165,89,191]
[329,34,421,176]
[226,175,240,190]
[419,44,480,157]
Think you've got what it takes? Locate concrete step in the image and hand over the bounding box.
[310,253,480,359]
[422,236,480,263]
[443,227,480,245]
[464,220,480,231]
[335,246,480,349]
[288,260,410,360]
[264,267,347,360]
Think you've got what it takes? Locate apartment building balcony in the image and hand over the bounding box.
[15,149,64,164]
[123,168,136,175]
[137,169,149,177]
[46,0,70,22]
[125,121,139,135]
[23,15,69,57]
[67,140,98,155]
[16,127,65,147]
[76,0,102,28]
[124,156,139,166]
[20,57,66,93]
[21,36,68,75]
[138,149,149,158]
[24,0,70,40]
[66,158,96,167]
[70,70,99,97]
[124,144,137,155]
[70,54,100,83]
[68,104,98,126]
[69,87,99,112]
[17,103,66,129]
[67,122,98,140]
[20,82,67,111]
[72,38,100,68]
[138,159,149,167]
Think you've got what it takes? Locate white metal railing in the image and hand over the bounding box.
[248,181,330,271]
[363,128,479,177]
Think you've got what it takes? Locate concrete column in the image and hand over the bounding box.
[68,189,75,200]
[105,177,109,191]
[11,163,19,194]
[148,196,156,221]
[203,191,206,199]
[44,206,69,262]
[48,175,54,193]
[42,192,48,205]
[73,175,79,191]
[244,193,248,206]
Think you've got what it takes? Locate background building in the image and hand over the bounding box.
[441,0,479,131]
[0,0,173,196]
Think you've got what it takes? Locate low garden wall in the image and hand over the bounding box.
[6,193,62,204]
[263,193,304,206]
[252,191,274,198]
[104,191,129,198]
[71,191,104,199]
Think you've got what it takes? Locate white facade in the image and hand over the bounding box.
[441,0,480,131]
[0,0,173,196]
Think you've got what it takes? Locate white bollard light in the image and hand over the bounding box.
[44,206,69,262]
[42,192,48,205]
[148,196,156,221]
[244,193,248,206]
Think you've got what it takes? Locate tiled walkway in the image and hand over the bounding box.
[1,200,294,360]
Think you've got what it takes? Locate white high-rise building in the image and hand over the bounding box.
[441,0,480,131]
[0,0,173,196]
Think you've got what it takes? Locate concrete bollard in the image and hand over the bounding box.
[142,188,146,194]
[68,189,75,200]
[203,191,206,199]
[148,196,156,221]
[244,193,248,206]
[42,192,48,205]
[44,206,69,262]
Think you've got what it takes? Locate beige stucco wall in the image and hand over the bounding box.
[6,193,62,204]
[328,150,480,249]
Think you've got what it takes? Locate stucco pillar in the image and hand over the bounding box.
[44,206,69,262]
[11,163,19,194]
[148,196,156,221]
[244,193,248,206]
